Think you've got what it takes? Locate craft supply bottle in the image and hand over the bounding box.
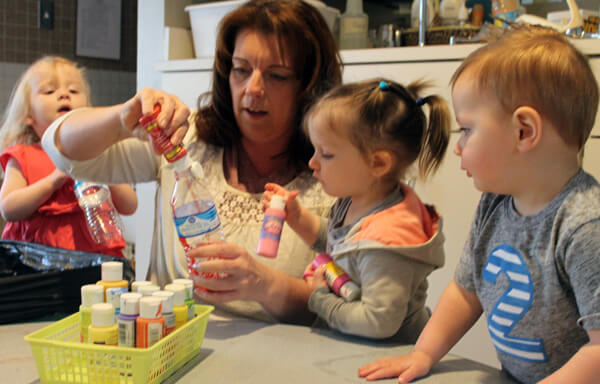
[96,261,129,301]
[136,297,164,348]
[257,195,286,258]
[106,287,126,315]
[164,283,188,330]
[131,280,153,292]
[339,0,369,49]
[153,291,176,336]
[139,106,225,288]
[492,0,519,27]
[138,284,160,297]
[88,303,118,345]
[118,292,142,347]
[138,106,225,249]
[172,278,195,320]
[312,253,361,302]
[74,180,125,246]
[80,284,105,343]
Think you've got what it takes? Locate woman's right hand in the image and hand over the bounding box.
[120,87,190,146]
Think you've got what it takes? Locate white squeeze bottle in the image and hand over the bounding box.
[80,284,105,343]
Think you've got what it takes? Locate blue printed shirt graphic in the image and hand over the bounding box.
[483,244,546,363]
[454,170,600,383]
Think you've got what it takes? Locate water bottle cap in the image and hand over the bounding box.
[269,195,286,211]
[91,303,115,326]
[81,284,104,306]
[101,261,123,282]
[138,285,160,297]
[172,279,194,300]
[153,291,175,313]
[131,281,153,292]
[106,287,126,309]
[164,283,186,306]
[120,292,142,315]
[139,297,163,319]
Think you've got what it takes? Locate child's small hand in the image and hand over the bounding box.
[357,351,433,383]
[306,264,328,292]
[50,169,70,189]
[264,182,302,224]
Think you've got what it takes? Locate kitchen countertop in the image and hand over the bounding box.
[155,38,600,73]
[3,311,515,383]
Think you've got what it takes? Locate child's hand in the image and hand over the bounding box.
[50,169,70,189]
[305,264,328,292]
[263,183,302,223]
[358,351,433,383]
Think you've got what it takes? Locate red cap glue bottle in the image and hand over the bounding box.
[136,297,164,348]
[257,194,286,258]
[88,303,118,345]
[312,253,361,302]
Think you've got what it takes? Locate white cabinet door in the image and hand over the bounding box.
[160,70,213,109]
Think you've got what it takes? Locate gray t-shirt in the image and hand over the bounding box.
[455,169,600,383]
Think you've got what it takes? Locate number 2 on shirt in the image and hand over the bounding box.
[482,244,547,362]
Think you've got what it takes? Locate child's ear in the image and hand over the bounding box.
[512,106,542,153]
[25,116,35,127]
[369,150,394,178]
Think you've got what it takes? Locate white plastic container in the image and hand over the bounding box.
[185,0,247,58]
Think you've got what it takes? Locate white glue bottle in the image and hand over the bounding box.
[80,284,105,343]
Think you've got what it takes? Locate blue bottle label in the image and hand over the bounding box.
[174,204,221,238]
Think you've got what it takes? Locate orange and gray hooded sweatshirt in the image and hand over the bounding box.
[308,183,445,341]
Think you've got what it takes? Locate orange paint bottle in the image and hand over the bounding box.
[136,297,164,348]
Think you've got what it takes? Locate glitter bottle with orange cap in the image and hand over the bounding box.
[138,106,225,284]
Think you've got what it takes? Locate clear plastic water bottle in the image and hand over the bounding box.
[139,106,225,284]
[74,181,126,247]
[138,105,225,251]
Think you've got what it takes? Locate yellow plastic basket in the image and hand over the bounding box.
[25,305,213,384]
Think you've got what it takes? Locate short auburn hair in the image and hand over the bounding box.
[451,26,598,149]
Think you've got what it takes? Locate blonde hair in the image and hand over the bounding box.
[451,25,599,149]
[0,56,90,150]
[304,78,451,180]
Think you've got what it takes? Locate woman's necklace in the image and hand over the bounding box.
[224,143,298,193]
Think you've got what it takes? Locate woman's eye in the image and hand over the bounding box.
[232,67,250,76]
[459,127,471,135]
[321,152,334,160]
[268,73,288,81]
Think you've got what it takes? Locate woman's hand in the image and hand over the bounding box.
[187,240,316,323]
[120,87,190,146]
[188,241,267,302]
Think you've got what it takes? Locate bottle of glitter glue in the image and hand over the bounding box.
[312,253,361,302]
[96,261,128,301]
[136,297,164,348]
[80,284,105,343]
[88,303,118,345]
[257,194,286,258]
